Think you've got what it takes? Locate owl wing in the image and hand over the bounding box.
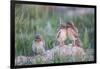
[43,41,46,53]
[56,30,61,39]
[43,40,45,49]
[71,28,79,37]
[32,40,36,52]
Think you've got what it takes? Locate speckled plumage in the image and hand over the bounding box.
[32,36,45,55]
[56,24,67,46]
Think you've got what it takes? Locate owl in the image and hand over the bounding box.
[56,23,67,47]
[32,34,45,55]
[66,21,79,46]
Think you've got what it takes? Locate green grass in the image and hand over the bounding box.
[15,4,95,65]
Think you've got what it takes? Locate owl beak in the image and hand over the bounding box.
[35,38,41,42]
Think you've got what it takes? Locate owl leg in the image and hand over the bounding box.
[60,41,64,47]
[75,38,81,47]
[62,41,64,46]
[59,42,62,47]
[72,40,75,46]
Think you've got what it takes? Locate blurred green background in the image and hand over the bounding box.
[15,4,95,57]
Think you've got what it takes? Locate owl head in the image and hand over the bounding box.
[35,34,42,42]
[59,23,66,29]
[66,21,74,28]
